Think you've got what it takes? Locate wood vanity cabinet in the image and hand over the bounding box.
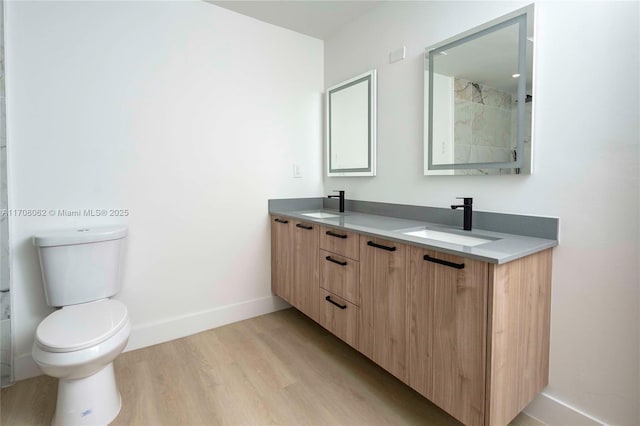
[358,236,409,383]
[270,214,552,426]
[270,216,293,303]
[318,226,360,348]
[409,247,488,426]
[271,216,319,322]
[408,246,552,426]
[318,288,358,348]
[484,249,552,426]
[291,220,319,322]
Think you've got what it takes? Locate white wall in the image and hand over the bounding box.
[325,1,639,425]
[6,0,323,378]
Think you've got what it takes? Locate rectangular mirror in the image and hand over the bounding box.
[327,70,376,176]
[424,5,534,175]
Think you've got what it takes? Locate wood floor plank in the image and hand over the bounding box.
[215,321,297,392]
[0,375,56,426]
[112,358,163,426]
[1,308,542,426]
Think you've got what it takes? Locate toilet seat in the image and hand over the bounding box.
[36,299,129,353]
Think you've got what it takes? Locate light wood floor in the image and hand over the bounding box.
[1,308,542,426]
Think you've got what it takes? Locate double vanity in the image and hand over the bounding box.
[269,198,557,426]
[280,4,546,425]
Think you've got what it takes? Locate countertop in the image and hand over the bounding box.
[269,208,557,264]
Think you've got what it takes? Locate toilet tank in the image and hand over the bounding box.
[33,226,128,307]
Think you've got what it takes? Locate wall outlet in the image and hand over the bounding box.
[292,163,302,178]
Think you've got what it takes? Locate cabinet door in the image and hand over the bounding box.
[271,216,293,304]
[358,236,408,382]
[292,221,319,322]
[409,247,487,426]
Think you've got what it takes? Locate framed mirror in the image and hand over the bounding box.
[327,70,377,177]
[424,5,534,175]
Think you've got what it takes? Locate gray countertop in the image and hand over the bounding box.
[269,207,557,264]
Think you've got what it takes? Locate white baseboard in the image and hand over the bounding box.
[524,392,607,426]
[14,295,290,381]
[14,352,42,382]
[125,295,290,352]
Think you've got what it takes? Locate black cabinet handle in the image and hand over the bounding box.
[326,230,347,239]
[274,218,289,224]
[325,256,347,266]
[367,241,396,252]
[325,295,347,309]
[423,254,464,270]
[296,223,313,230]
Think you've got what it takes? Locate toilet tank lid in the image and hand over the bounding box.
[33,226,128,247]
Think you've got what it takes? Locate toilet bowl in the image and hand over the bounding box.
[32,226,129,426]
[32,299,131,425]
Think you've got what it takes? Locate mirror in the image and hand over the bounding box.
[424,5,534,175]
[327,70,376,176]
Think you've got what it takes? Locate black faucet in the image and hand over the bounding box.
[451,197,473,231]
[328,190,345,213]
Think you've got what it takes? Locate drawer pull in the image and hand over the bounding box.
[325,256,347,266]
[325,295,347,310]
[296,223,313,230]
[326,230,347,239]
[274,218,289,224]
[367,241,396,252]
[423,254,465,270]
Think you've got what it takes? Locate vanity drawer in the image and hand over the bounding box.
[320,249,359,305]
[319,289,358,349]
[319,226,359,260]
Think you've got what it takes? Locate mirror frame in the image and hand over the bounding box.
[424,5,534,174]
[326,69,377,177]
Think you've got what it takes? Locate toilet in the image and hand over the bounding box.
[31,226,130,426]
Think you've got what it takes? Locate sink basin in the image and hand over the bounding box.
[402,228,497,247]
[300,212,340,219]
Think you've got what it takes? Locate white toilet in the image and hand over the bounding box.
[32,226,130,426]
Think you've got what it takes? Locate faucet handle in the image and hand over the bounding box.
[456,197,473,204]
[328,190,344,199]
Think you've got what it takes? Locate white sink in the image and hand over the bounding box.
[403,228,496,247]
[300,212,340,219]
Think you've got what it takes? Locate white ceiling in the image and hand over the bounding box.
[207,1,383,40]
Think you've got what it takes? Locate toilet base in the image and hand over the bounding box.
[52,363,122,426]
